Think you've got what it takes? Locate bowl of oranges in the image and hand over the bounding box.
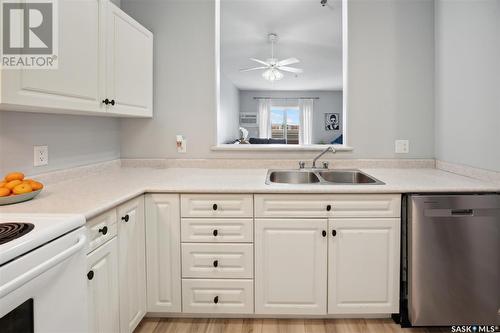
[0,172,44,206]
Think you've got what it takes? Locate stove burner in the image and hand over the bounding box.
[0,223,35,245]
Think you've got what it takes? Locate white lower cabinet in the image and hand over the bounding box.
[255,218,328,315]
[328,218,400,314]
[117,196,147,333]
[145,194,182,313]
[182,279,254,314]
[87,193,401,321]
[87,237,119,333]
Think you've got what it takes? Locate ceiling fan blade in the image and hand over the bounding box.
[279,66,303,74]
[249,58,270,66]
[239,66,268,72]
[277,57,300,66]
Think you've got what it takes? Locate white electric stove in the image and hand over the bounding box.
[0,213,88,333]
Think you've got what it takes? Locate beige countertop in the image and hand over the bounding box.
[0,167,498,220]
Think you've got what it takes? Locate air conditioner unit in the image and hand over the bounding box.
[240,113,258,127]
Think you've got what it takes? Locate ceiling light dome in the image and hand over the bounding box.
[262,68,283,82]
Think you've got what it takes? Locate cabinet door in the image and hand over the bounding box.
[255,218,328,315]
[117,196,146,333]
[106,2,153,117]
[145,194,181,313]
[328,218,400,314]
[2,0,105,114]
[87,237,119,333]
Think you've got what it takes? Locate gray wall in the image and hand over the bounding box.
[435,0,500,172]
[120,0,435,159]
[238,90,343,144]
[0,112,120,176]
[219,74,240,143]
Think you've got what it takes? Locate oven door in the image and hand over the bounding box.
[0,228,88,333]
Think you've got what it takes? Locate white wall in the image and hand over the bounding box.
[0,112,120,176]
[120,0,435,159]
[347,0,434,158]
[435,0,500,172]
[219,74,240,143]
[238,90,343,144]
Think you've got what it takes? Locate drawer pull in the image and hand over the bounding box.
[213,204,218,211]
[332,229,337,237]
[213,229,218,237]
[214,296,219,304]
[326,205,332,211]
[213,260,218,267]
[87,270,94,280]
[98,226,108,235]
[121,215,129,222]
[322,230,327,237]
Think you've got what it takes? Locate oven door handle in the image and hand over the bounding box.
[0,234,87,298]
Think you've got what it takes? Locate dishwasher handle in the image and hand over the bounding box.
[424,208,500,218]
[451,209,474,216]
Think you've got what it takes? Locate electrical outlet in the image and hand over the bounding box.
[176,135,187,153]
[34,145,49,166]
[395,140,409,154]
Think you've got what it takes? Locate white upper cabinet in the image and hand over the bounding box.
[328,218,400,314]
[105,2,153,117]
[1,0,105,115]
[254,218,328,315]
[0,0,153,118]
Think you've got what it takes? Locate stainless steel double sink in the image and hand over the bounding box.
[266,169,384,185]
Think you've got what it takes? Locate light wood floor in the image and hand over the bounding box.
[135,318,448,333]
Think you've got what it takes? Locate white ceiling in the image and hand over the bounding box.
[220,0,343,91]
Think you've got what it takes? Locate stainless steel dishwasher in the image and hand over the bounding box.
[405,194,500,326]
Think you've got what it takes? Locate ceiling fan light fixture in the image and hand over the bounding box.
[262,68,283,82]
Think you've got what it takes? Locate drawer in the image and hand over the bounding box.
[254,194,400,218]
[181,194,253,218]
[85,209,117,253]
[182,243,253,278]
[182,279,253,314]
[181,218,253,243]
[329,194,401,218]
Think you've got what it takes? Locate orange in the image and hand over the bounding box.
[5,172,24,182]
[0,181,6,188]
[0,187,10,197]
[5,180,22,190]
[12,183,32,195]
[28,180,44,191]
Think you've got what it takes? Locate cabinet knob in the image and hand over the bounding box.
[213,260,218,268]
[87,270,94,280]
[212,204,218,211]
[98,226,108,235]
[326,205,332,212]
[121,215,129,222]
[213,229,218,237]
[214,296,219,304]
[332,230,337,237]
[110,99,115,106]
[322,230,327,237]
[102,98,110,105]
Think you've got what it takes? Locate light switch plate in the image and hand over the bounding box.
[395,140,409,154]
[34,145,49,166]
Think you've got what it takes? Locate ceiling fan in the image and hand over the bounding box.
[239,33,303,82]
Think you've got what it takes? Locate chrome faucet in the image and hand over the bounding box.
[312,146,336,169]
